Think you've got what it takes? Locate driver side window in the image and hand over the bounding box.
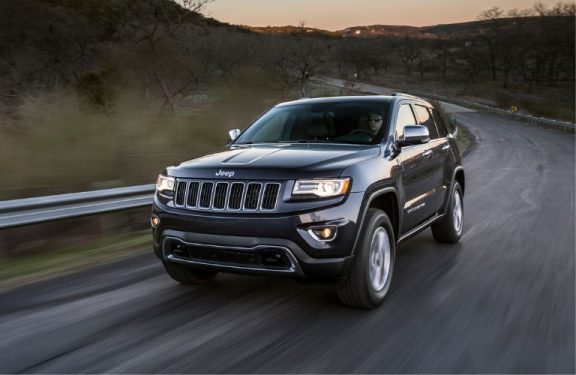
[395,104,417,140]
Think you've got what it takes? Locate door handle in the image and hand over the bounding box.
[442,144,451,151]
[422,149,433,158]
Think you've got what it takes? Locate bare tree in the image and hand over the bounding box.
[114,0,213,51]
[109,0,214,112]
[336,40,373,79]
[274,22,326,96]
[449,40,485,82]
[395,37,421,79]
[477,6,504,80]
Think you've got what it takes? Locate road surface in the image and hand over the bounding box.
[0,93,574,373]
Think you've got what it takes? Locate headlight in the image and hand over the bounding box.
[156,175,175,192]
[292,178,350,198]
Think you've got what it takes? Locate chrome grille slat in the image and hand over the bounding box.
[186,182,200,207]
[199,182,214,209]
[262,183,281,210]
[213,183,228,210]
[228,183,244,210]
[244,183,262,210]
[175,181,187,207]
[173,179,280,212]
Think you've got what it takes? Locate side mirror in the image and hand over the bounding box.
[399,125,430,146]
[228,129,241,141]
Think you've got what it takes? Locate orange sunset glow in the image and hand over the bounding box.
[206,0,563,29]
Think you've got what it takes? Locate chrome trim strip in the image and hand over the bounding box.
[162,236,298,273]
[256,183,265,211]
[307,225,338,242]
[183,180,190,208]
[239,182,247,211]
[209,181,216,209]
[158,191,173,199]
[398,213,445,243]
[222,182,230,211]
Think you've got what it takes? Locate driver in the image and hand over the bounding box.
[366,113,383,136]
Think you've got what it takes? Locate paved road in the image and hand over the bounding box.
[0,106,574,373]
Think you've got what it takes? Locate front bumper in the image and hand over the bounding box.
[152,192,364,280]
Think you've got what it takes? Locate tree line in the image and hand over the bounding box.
[0,0,573,112]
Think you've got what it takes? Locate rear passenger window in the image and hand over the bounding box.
[395,104,417,140]
[414,105,439,139]
[431,109,449,137]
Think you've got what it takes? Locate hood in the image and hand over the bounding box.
[167,143,381,180]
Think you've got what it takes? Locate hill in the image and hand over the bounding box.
[245,16,574,40]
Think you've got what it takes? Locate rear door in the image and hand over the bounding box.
[413,104,450,215]
[430,107,456,211]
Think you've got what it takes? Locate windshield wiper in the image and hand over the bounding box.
[278,139,334,144]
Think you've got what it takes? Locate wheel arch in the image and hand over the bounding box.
[453,166,465,195]
[352,187,401,255]
[368,191,400,241]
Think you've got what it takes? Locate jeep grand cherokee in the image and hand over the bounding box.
[151,95,465,309]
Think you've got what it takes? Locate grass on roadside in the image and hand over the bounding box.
[0,69,292,200]
[0,230,151,290]
[428,99,473,156]
[454,123,472,156]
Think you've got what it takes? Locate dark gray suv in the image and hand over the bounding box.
[151,95,465,309]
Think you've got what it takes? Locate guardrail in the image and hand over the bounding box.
[0,185,155,230]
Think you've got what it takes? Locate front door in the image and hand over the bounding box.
[394,103,438,234]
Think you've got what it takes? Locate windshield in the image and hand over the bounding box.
[235,101,389,145]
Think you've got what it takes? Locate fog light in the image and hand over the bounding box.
[150,215,160,228]
[308,225,337,241]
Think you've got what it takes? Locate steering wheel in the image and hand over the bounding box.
[350,129,374,137]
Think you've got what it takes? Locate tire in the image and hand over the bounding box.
[432,182,464,244]
[163,261,218,285]
[338,208,396,309]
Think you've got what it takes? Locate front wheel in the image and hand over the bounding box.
[432,182,464,243]
[338,208,396,309]
[163,261,218,285]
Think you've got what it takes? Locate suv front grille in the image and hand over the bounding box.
[174,180,281,212]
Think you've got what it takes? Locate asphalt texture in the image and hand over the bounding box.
[0,109,574,373]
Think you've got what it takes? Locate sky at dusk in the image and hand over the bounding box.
[205,0,561,30]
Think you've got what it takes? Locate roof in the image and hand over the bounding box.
[276,94,429,107]
[276,95,394,107]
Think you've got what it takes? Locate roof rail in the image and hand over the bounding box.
[392,92,420,99]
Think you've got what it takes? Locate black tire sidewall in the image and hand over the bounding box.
[356,209,396,304]
[451,182,464,238]
[448,182,464,237]
[432,181,464,243]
